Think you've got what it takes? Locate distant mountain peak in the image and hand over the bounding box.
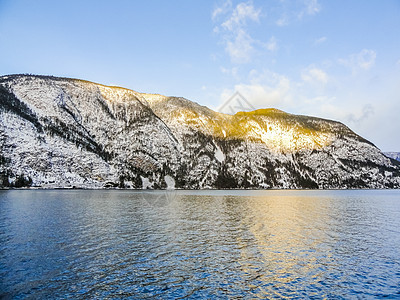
[384,152,400,162]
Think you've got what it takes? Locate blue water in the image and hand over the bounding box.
[1,189,400,299]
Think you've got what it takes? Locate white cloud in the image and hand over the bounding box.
[297,0,321,20]
[314,36,327,45]
[225,29,255,63]
[276,14,289,26]
[301,66,328,85]
[216,64,331,118]
[220,70,293,110]
[265,36,278,52]
[276,0,321,26]
[339,49,377,73]
[212,0,232,21]
[357,49,377,70]
[346,104,374,124]
[304,0,321,16]
[222,2,261,31]
[318,102,347,120]
[220,66,238,77]
[213,1,262,64]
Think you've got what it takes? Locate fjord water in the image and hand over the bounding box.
[1,190,400,299]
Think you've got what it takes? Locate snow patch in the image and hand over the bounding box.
[215,145,225,163]
[164,175,175,189]
[141,176,153,189]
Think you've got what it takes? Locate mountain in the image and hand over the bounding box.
[0,74,399,189]
[384,152,400,162]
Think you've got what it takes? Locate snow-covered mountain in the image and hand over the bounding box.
[1,74,399,189]
[384,152,400,162]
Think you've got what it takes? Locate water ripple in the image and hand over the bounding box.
[1,189,400,298]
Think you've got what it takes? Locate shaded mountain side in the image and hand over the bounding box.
[1,74,399,189]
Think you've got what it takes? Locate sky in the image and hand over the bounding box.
[0,0,399,151]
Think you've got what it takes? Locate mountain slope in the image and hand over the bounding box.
[1,74,399,189]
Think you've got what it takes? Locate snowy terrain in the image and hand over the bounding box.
[1,74,399,189]
[384,152,400,162]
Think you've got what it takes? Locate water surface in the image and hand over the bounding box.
[1,189,400,298]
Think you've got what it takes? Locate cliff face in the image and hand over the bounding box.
[1,74,399,189]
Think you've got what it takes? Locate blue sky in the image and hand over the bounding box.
[0,0,399,151]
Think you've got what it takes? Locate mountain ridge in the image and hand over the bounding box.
[1,74,399,189]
